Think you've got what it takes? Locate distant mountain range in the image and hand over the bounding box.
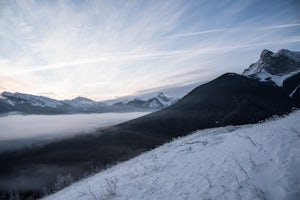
[0,92,177,114]
[0,49,299,198]
[1,49,298,116]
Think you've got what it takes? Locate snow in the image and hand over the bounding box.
[63,97,105,110]
[144,93,177,109]
[254,69,300,87]
[290,84,300,97]
[1,91,175,110]
[276,49,300,62]
[2,92,63,108]
[242,62,261,76]
[155,93,174,107]
[6,99,15,106]
[107,93,175,108]
[104,92,175,105]
[147,99,162,109]
[43,110,300,200]
[242,49,300,87]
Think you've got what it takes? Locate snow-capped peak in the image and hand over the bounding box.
[142,92,176,109]
[242,49,300,86]
[109,93,176,109]
[2,91,63,108]
[276,49,300,62]
[72,96,96,104]
[63,96,106,110]
[156,92,170,101]
[154,92,174,107]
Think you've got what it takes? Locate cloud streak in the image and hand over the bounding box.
[173,23,300,38]
[13,36,300,75]
[0,0,299,100]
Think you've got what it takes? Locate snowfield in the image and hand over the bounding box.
[44,110,300,200]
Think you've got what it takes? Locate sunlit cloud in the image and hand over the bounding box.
[0,0,299,100]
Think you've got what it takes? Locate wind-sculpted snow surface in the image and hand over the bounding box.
[44,110,300,200]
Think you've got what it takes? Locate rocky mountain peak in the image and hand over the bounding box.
[72,96,95,103]
[260,49,274,62]
[242,49,300,86]
[156,92,170,101]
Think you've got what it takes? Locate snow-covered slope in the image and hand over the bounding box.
[110,92,177,110]
[2,92,64,108]
[63,97,107,111]
[143,92,176,109]
[0,91,176,114]
[243,49,300,86]
[44,110,300,200]
[103,92,177,105]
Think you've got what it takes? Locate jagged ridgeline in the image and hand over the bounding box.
[0,92,177,114]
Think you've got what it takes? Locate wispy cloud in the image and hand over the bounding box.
[266,23,300,29]
[172,29,226,37]
[0,0,299,100]
[12,35,300,76]
[173,23,300,38]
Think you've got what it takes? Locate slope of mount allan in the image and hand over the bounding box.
[44,110,300,200]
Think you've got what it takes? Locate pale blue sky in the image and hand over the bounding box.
[0,0,299,100]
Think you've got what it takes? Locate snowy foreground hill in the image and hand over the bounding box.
[44,110,300,200]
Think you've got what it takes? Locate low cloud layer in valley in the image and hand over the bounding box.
[0,112,148,152]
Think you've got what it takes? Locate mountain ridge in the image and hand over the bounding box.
[0,92,176,114]
[1,49,299,114]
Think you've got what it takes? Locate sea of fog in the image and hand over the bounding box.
[0,112,148,152]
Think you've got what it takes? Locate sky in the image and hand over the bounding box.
[0,0,300,101]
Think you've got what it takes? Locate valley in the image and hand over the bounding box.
[0,112,148,152]
[0,49,299,199]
